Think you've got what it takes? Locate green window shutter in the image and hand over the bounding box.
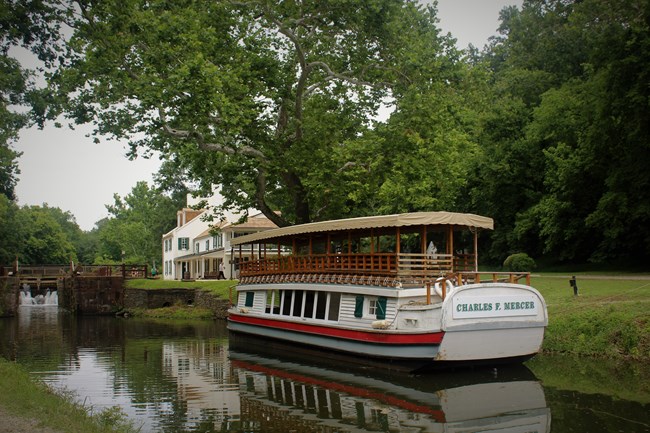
[178,238,181,250]
[245,292,255,307]
[376,297,387,320]
[354,295,364,318]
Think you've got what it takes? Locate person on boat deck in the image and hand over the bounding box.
[427,241,438,260]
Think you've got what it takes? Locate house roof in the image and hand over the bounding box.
[192,214,277,239]
[223,215,278,230]
[230,211,494,246]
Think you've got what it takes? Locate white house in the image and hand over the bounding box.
[162,189,278,280]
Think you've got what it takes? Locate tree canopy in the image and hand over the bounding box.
[96,181,184,266]
[44,0,470,227]
[2,0,649,267]
[472,0,650,264]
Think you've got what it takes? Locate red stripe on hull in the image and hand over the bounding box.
[228,313,444,345]
[232,359,447,422]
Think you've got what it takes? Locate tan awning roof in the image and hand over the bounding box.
[230,211,493,246]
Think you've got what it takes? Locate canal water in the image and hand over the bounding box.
[0,306,648,433]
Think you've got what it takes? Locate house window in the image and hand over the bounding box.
[194,242,200,254]
[205,240,210,251]
[213,234,223,249]
[178,237,189,250]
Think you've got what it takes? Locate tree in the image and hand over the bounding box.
[19,204,78,264]
[46,0,461,226]
[475,0,650,264]
[0,195,23,263]
[1,1,67,199]
[95,181,182,265]
[0,143,21,200]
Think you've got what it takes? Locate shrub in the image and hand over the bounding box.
[503,253,536,272]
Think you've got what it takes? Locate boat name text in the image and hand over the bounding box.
[452,295,539,319]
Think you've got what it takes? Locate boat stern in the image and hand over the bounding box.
[435,283,547,362]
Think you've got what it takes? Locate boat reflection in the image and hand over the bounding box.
[229,341,551,433]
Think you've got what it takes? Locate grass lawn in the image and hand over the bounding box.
[530,274,650,359]
[0,358,136,433]
[125,278,237,299]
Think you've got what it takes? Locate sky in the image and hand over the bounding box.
[12,0,522,231]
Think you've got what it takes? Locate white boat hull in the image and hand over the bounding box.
[227,281,547,369]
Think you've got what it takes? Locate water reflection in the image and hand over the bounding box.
[0,308,648,432]
[229,347,550,433]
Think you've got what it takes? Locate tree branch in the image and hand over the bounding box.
[158,108,268,161]
[337,161,370,173]
[254,169,290,227]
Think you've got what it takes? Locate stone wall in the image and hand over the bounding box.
[195,290,231,319]
[124,287,231,318]
[0,277,19,317]
[59,276,124,315]
[124,288,195,309]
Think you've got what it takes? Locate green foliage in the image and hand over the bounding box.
[0,0,67,162]
[503,252,536,272]
[95,181,181,266]
[19,204,78,264]
[0,195,23,263]
[0,143,21,200]
[472,0,650,265]
[3,0,649,269]
[530,274,650,360]
[43,0,474,226]
[544,305,649,359]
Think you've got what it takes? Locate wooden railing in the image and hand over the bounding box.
[237,253,534,291]
[2,263,151,279]
[441,271,531,287]
[242,253,400,276]
[238,253,467,279]
[75,264,149,279]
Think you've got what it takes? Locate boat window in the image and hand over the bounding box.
[365,296,388,319]
[328,292,341,321]
[265,290,280,314]
[304,291,315,318]
[292,290,304,317]
[377,296,387,320]
[315,292,327,319]
[368,298,377,316]
[281,290,292,316]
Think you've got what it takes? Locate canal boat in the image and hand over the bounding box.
[227,211,547,370]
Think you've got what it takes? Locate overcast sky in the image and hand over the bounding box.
[13,0,522,231]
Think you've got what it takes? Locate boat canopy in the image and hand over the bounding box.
[231,211,493,246]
